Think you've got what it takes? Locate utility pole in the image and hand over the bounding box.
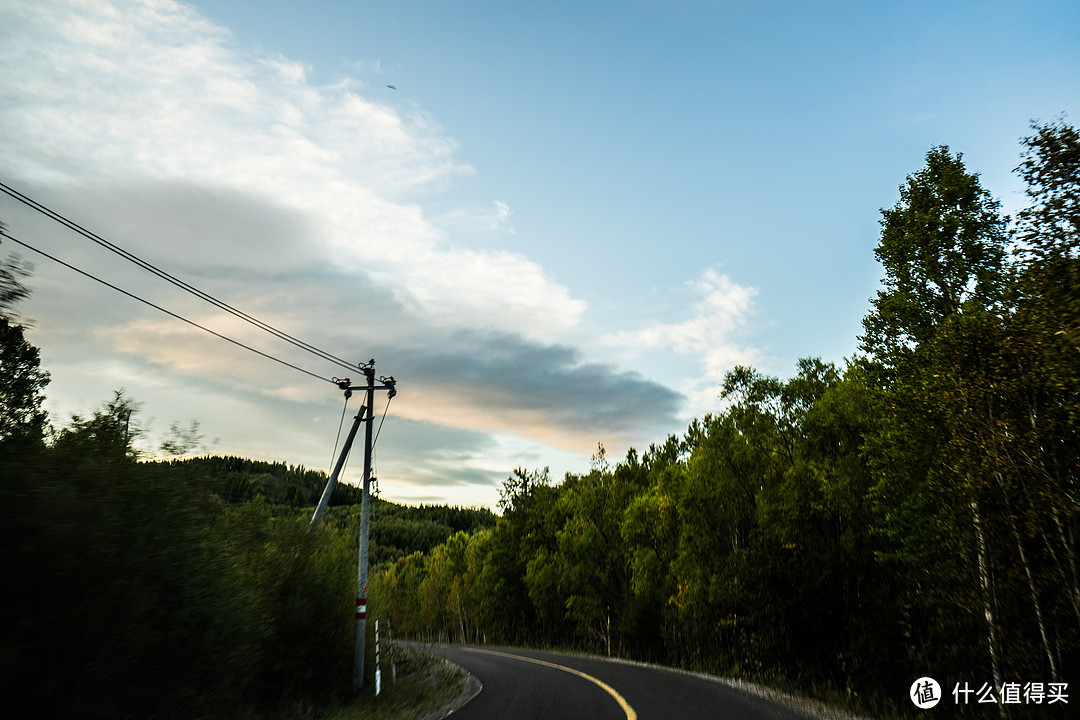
[310,359,396,692]
[355,361,375,691]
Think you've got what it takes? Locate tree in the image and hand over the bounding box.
[857,147,1016,705]
[860,146,1009,368]
[1014,119,1080,360]
[498,465,551,514]
[554,465,636,656]
[160,419,211,458]
[1016,118,1080,263]
[0,318,50,453]
[53,390,141,462]
[0,236,49,452]
[0,227,33,321]
[1005,118,1080,681]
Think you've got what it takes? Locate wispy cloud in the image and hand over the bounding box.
[432,200,516,235]
[602,266,759,417]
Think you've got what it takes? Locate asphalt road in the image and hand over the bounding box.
[431,644,820,720]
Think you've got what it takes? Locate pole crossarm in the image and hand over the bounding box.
[338,382,396,394]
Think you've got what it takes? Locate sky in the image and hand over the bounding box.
[1,0,1077,508]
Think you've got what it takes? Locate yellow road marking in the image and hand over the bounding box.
[463,647,637,720]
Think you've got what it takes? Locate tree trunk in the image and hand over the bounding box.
[972,499,1008,720]
[1007,511,1058,681]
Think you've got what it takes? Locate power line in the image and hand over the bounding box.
[0,229,336,385]
[372,391,394,451]
[328,392,352,474]
[0,181,362,375]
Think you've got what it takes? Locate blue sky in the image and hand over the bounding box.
[1,0,1077,507]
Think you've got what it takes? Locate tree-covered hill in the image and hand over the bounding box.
[152,454,496,564]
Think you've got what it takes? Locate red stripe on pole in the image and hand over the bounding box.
[357,597,367,620]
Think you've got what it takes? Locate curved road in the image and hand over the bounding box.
[430,644,820,720]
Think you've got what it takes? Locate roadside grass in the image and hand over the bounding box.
[321,646,469,720]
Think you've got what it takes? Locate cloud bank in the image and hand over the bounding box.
[0,0,683,502]
[0,0,583,338]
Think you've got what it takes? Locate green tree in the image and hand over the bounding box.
[0,317,50,453]
[160,419,210,458]
[554,464,637,656]
[0,228,33,321]
[861,145,1009,369]
[0,232,48,453]
[1005,118,1080,680]
[52,389,140,462]
[1016,118,1080,262]
[857,146,1016,699]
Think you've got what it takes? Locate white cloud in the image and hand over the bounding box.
[493,201,514,232]
[602,266,760,417]
[0,0,581,340]
[432,199,516,234]
[393,248,585,338]
[261,55,311,85]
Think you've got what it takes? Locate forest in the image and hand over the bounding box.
[1,119,1076,719]
[375,121,1079,717]
[0,325,492,718]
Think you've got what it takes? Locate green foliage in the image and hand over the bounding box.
[1,411,359,718]
[378,124,1080,719]
[861,145,1008,371]
[160,418,210,458]
[0,317,50,454]
[154,457,494,565]
[1016,118,1080,261]
[0,383,493,718]
[162,454,354,506]
[0,230,33,321]
[52,389,140,462]
[5,124,1077,719]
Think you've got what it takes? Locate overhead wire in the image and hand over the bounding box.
[371,396,391,497]
[0,229,336,385]
[372,391,394,451]
[1,182,400,486]
[0,181,362,375]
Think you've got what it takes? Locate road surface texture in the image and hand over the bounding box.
[424,643,848,720]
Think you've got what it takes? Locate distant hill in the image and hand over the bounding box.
[153,455,496,563]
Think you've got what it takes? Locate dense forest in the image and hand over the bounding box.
[0,298,492,718]
[376,121,1080,717]
[1,119,1076,719]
